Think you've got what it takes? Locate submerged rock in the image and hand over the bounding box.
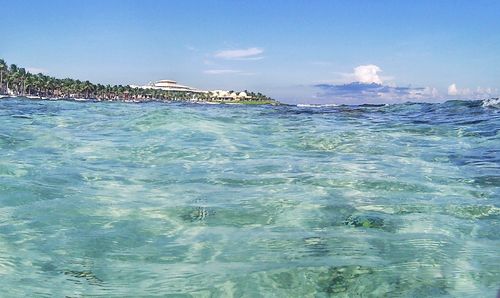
[318,204,357,227]
[344,214,385,229]
[181,206,212,222]
[63,270,103,285]
[319,265,374,294]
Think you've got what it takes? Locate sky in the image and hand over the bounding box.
[1,0,499,104]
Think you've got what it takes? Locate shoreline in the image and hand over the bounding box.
[0,94,281,105]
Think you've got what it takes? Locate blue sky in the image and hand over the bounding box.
[1,0,499,104]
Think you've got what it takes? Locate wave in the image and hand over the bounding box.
[482,97,500,108]
[296,103,340,108]
[3,95,499,111]
[439,98,499,110]
[294,98,499,109]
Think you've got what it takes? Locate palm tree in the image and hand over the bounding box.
[18,68,27,95]
[82,80,94,98]
[0,59,7,94]
[25,74,36,96]
[6,64,20,95]
[35,73,46,96]
[42,75,55,97]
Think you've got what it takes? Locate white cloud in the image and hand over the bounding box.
[330,64,388,84]
[448,83,498,98]
[214,47,264,60]
[424,86,440,98]
[203,69,241,75]
[476,86,497,95]
[353,64,383,84]
[448,83,458,95]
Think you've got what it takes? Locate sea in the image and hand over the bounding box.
[0,97,499,297]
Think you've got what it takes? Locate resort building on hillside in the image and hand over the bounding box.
[129,79,253,101]
[130,79,206,93]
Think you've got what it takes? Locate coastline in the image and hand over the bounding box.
[0,58,280,106]
[0,95,281,105]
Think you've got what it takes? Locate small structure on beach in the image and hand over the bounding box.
[209,90,251,101]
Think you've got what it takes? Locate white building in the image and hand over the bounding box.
[210,90,251,101]
[130,79,206,93]
[130,80,252,100]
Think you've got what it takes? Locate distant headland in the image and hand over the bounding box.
[0,58,279,105]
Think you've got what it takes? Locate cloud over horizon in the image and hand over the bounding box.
[314,82,439,104]
[311,64,440,104]
[447,83,498,99]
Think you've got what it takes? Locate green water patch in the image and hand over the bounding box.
[222,265,379,297]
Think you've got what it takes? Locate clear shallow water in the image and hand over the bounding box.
[0,97,499,297]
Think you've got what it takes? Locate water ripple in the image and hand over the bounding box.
[0,98,498,296]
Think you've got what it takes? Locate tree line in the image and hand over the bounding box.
[0,58,275,103]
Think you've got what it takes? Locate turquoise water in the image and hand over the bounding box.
[0,97,499,297]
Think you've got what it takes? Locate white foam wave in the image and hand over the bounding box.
[296,103,339,108]
[482,97,500,108]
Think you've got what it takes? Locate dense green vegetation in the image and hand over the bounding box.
[0,58,278,104]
